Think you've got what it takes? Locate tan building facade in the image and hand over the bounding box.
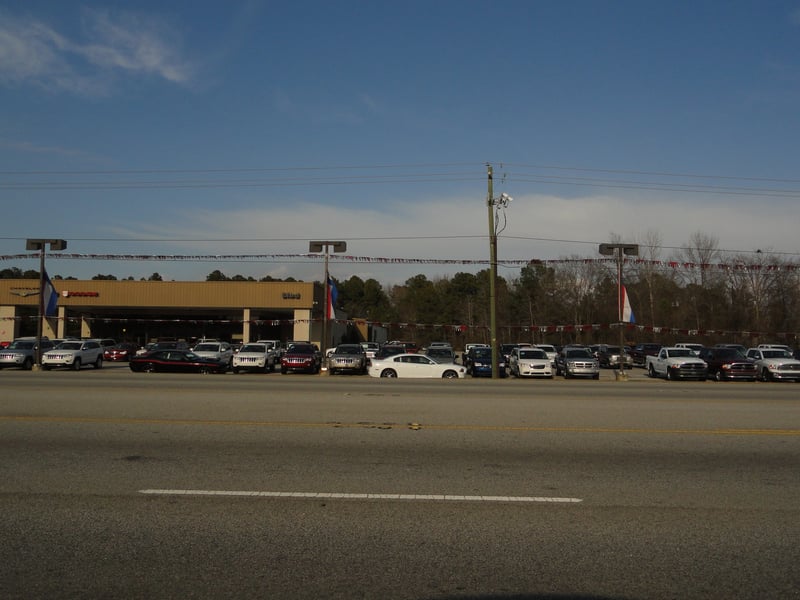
[0,279,347,347]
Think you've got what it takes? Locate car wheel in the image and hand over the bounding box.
[380,369,397,378]
[564,369,572,379]
[72,358,81,371]
[666,368,675,381]
[762,369,772,382]
[22,357,33,370]
[648,364,657,378]
[442,370,458,379]
[94,356,103,369]
[199,366,211,374]
[593,373,599,380]
[142,363,155,373]
[232,367,240,374]
[281,368,287,374]
[714,370,725,382]
[42,365,51,371]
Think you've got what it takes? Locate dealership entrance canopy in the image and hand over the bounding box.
[0,278,356,347]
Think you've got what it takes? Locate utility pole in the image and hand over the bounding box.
[486,166,513,379]
[487,164,498,378]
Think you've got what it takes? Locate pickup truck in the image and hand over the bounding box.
[646,347,707,380]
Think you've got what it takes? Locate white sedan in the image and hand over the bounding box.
[368,353,465,379]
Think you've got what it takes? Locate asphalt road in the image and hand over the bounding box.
[2,365,799,599]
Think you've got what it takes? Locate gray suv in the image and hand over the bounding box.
[0,337,55,370]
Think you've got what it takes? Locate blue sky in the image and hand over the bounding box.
[2,1,800,285]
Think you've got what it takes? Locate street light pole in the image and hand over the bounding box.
[25,238,67,369]
[599,242,638,381]
[309,241,346,359]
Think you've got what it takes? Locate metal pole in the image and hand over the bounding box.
[36,246,45,367]
[617,248,626,380]
[487,164,498,379]
[322,246,329,358]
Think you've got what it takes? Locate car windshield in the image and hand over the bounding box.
[59,342,82,350]
[472,348,492,358]
[334,345,362,354]
[717,349,745,358]
[288,345,315,353]
[762,350,790,358]
[8,341,35,350]
[668,349,693,357]
[240,344,265,353]
[519,349,547,359]
[566,349,592,358]
[194,343,220,351]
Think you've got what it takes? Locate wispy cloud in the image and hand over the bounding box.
[0,8,194,96]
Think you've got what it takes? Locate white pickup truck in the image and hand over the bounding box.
[646,347,707,380]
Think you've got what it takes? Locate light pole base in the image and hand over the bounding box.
[614,369,629,381]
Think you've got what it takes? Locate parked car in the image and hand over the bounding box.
[373,344,407,360]
[0,337,54,370]
[232,342,277,373]
[328,344,368,375]
[646,347,708,381]
[595,344,633,369]
[674,342,704,356]
[698,347,758,381]
[499,343,520,364]
[555,347,600,379]
[464,345,507,378]
[192,340,233,367]
[630,343,662,367]
[104,342,138,362]
[745,347,800,382]
[386,340,419,353]
[41,339,104,370]
[425,346,456,364]
[509,346,553,378]
[129,349,229,374]
[368,353,465,378]
[281,343,322,374]
[533,344,558,366]
[136,340,189,356]
[360,342,380,359]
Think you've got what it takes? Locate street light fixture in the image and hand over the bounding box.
[309,241,347,359]
[25,238,68,369]
[599,242,638,381]
[487,165,513,379]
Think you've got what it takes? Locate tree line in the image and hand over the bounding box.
[3,230,798,348]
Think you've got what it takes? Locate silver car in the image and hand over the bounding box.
[328,344,368,375]
[0,337,54,370]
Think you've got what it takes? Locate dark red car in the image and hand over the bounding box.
[280,343,321,374]
[104,342,138,362]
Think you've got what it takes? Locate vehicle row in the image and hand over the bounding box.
[644,345,800,382]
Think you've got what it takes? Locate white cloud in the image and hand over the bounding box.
[98,191,799,286]
[0,8,193,95]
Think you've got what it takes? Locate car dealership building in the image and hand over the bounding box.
[0,279,366,348]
